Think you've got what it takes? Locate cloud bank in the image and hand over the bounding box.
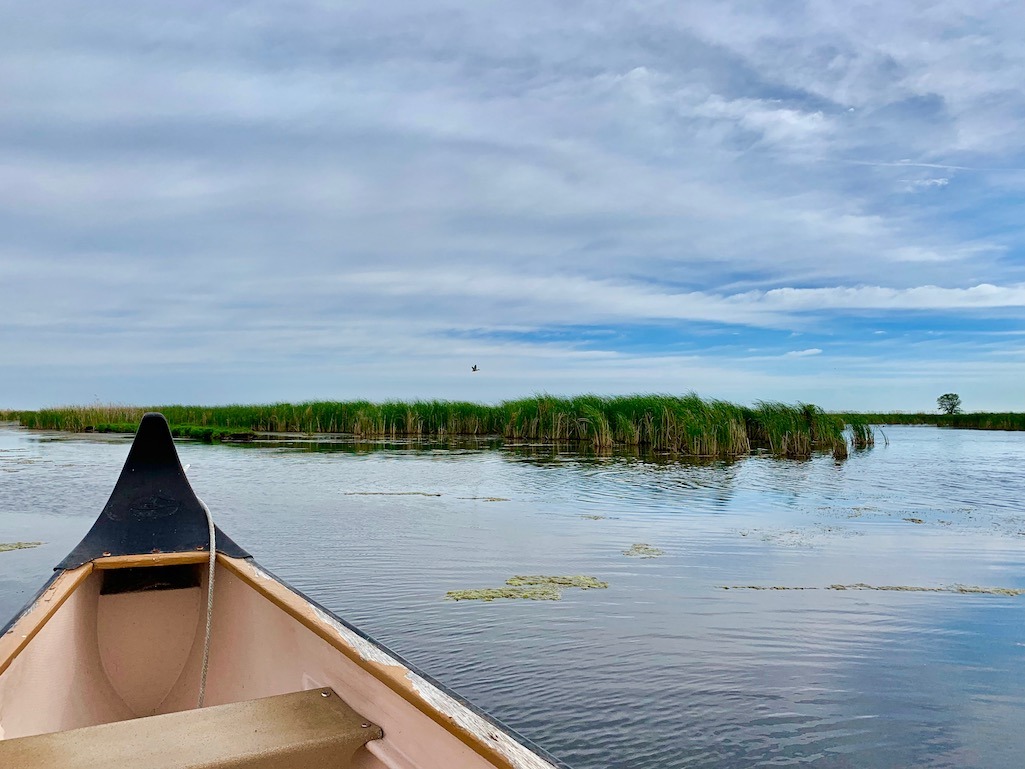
[2,1,1024,410]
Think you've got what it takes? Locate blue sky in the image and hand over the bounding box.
[2,1,1024,411]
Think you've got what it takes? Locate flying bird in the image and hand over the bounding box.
[471,365,479,372]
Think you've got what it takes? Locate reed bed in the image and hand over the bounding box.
[839,412,1025,431]
[744,401,848,459]
[939,413,1025,430]
[7,395,870,459]
[845,415,875,450]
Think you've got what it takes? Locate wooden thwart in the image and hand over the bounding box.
[0,688,383,768]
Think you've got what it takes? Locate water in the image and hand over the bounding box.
[2,425,1024,768]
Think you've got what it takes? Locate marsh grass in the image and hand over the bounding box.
[840,412,1025,431]
[7,394,879,459]
[845,415,875,451]
[940,413,1025,430]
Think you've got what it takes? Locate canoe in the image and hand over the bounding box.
[0,413,567,769]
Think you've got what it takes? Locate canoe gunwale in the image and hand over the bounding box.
[1,552,571,769]
[219,555,572,769]
[0,413,572,769]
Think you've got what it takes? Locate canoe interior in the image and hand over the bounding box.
[0,555,558,769]
[0,414,563,769]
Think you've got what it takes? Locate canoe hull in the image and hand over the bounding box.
[1,552,564,768]
[0,413,567,769]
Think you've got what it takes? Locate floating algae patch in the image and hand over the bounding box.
[828,582,1020,594]
[0,541,43,553]
[447,574,608,601]
[506,575,609,590]
[446,586,562,602]
[344,494,440,500]
[738,525,863,547]
[623,543,665,558]
[719,583,1025,596]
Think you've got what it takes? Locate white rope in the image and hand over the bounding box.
[197,494,216,708]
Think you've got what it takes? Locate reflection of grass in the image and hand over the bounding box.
[5,394,874,459]
[447,574,608,601]
[623,543,665,558]
[0,541,43,552]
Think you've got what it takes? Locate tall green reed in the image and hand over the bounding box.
[9,395,883,460]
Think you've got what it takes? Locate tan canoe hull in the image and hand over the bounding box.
[1,552,562,769]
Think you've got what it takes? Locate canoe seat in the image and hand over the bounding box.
[0,688,383,769]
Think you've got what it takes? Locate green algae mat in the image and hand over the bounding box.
[447,574,608,602]
[0,541,43,553]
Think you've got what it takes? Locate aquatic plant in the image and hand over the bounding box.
[505,575,608,589]
[838,412,1025,431]
[446,587,561,602]
[720,583,1025,596]
[447,574,609,601]
[0,541,43,552]
[845,415,875,449]
[623,543,665,558]
[745,401,848,458]
[4,394,898,459]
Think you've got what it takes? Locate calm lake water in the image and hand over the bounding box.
[2,425,1025,768]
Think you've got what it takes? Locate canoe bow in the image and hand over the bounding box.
[0,413,568,769]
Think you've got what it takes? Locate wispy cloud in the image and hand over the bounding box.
[785,349,824,358]
[1,1,1024,409]
[901,177,950,191]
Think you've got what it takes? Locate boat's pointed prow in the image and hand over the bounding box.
[2,413,569,769]
[56,413,249,570]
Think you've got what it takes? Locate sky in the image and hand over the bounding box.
[2,1,1024,411]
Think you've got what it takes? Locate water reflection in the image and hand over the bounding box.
[1,426,1024,768]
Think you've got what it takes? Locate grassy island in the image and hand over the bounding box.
[1,395,877,460]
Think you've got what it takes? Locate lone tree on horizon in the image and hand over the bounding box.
[937,393,962,415]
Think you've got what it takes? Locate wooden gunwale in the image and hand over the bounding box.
[217,554,528,769]
[2,551,544,769]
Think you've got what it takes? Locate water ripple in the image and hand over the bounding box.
[2,426,1025,768]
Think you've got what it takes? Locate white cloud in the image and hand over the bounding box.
[691,95,831,147]
[1,0,1025,408]
[902,177,950,191]
[785,348,824,357]
[750,284,1025,312]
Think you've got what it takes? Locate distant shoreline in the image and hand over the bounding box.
[3,401,1022,461]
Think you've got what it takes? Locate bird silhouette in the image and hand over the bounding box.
[471,365,479,372]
